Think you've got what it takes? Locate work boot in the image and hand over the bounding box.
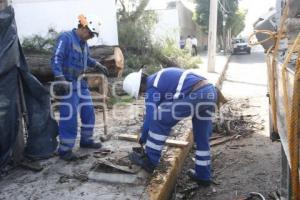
[80,141,102,149]
[128,151,155,173]
[187,169,211,187]
[59,151,79,162]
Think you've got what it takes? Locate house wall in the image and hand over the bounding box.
[152,9,180,46]
[11,0,119,46]
[176,1,207,50]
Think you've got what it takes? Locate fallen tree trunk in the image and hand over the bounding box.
[25,46,125,83]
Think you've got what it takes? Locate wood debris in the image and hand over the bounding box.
[213,98,264,138]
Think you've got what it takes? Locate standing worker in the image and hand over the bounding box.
[123,67,217,186]
[51,15,108,161]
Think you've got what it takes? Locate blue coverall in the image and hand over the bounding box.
[51,29,97,154]
[140,67,217,181]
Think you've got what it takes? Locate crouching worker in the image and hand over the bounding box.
[123,67,217,186]
[51,15,109,161]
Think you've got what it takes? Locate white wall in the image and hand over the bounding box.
[153,9,180,46]
[12,0,119,46]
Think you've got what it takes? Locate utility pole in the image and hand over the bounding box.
[207,0,218,72]
[222,0,226,54]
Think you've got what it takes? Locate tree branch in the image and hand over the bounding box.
[129,0,150,21]
[119,0,126,13]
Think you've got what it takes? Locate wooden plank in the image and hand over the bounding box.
[210,135,238,147]
[118,134,189,148]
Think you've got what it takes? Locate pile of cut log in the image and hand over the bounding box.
[90,46,124,78]
[25,46,125,83]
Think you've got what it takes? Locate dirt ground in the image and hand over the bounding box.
[0,98,192,200]
[175,51,281,200]
[0,102,151,200]
[0,50,281,200]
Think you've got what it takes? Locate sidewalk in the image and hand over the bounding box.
[197,52,231,87]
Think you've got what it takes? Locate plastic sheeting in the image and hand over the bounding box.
[0,6,58,169]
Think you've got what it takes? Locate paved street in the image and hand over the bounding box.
[215,50,281,198]
[222,50,268,98]
[177,49,281,200]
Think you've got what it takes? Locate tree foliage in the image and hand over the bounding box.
[21,27,59,53]
[117,0,157,53]
[117,0,201,74]
[226,9,246,37]
[195,0,245,38]
[118,0,150,22]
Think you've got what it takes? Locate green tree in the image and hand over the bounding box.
[117,0,202,74]
[195,0,245,49]
[195,0,210,34]
[116,0,159,72]
[226,9,246,37]
[117,0,158,52]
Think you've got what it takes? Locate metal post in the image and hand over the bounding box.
[207,0,218,72]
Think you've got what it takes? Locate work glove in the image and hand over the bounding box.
[138,132,147,146]
[53,76,70,97]
[138,137,145,145]
[95,62,109,77]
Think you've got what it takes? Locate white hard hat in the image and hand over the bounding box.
[123,69,143,99]
[78,14,101,37]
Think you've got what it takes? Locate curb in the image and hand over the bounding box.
[146,55,231,200]
[215,55,231,89]
[147,131,194,200]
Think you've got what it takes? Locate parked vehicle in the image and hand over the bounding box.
[232,38,251,54]
[253,0,300,199]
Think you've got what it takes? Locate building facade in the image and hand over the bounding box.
[11,0,119,46]
[150,0,207,50]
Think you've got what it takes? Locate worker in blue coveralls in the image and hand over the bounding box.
[123,67,217,186]
[51,15,108,161]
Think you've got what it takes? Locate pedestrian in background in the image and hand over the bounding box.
[192,35,198,56]
[185,35,193,55]
[180,36,185,49]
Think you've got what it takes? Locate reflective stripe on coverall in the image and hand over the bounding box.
[141,67,217,181]
[51,29,97,153]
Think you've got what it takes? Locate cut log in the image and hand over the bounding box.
[25,53,54,82]
[90,46,114,57]
[118,134,189,148]
[90,46,124,78]
[25,46,125,83]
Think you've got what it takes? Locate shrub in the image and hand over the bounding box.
[21,27,59,54]
[153,38,202,69]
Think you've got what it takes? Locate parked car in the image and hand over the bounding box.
[232,38,251,54]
